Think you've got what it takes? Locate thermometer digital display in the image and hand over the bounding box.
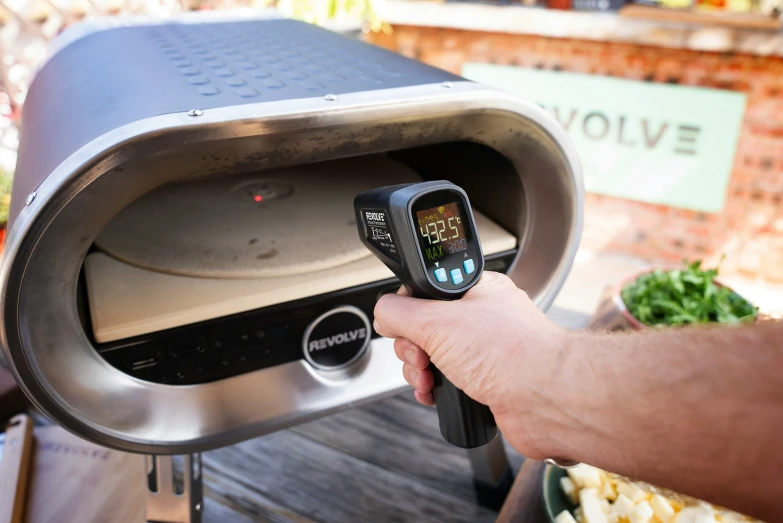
[415,201,468,261]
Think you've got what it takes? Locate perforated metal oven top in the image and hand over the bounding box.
[10,19,460,225]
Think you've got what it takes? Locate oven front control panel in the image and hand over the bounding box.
[96,251,516,385]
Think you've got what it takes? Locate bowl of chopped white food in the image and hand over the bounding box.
[542,463,764,523]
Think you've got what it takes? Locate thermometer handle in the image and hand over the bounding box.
[430,359,497,448]
[403,283,498,448]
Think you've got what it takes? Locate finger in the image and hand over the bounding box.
[463,271,517,300]
[374,294,444,347]
[397,285,411,297]
[402,363,435,393]
[402,363,418,389]
[393,338,430,369]
[414,390,435,407]
[372,286,411,335]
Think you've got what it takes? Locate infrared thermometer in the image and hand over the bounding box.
[355,181,498,448]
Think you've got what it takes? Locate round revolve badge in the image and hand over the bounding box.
[302,306,371,371]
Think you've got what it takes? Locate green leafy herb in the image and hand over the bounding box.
[620,260,758,327]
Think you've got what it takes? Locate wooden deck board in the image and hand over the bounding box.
[291,393,521,503]
[202,465,316,523]
[203,426,499,523]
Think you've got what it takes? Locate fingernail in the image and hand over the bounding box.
[405,350,416,365]
[373,320,380,333]
[410,370,419,385]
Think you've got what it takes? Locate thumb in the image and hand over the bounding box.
[373,294,446,351]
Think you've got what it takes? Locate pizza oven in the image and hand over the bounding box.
[0,18,583,454]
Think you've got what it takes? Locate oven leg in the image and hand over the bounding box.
[145,454,204,523]
[467,436,514,511]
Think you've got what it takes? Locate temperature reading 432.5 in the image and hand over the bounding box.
[415,201,468,262]
[419,216,461,245]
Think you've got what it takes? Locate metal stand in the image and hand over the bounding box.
[145,454,204,523]
[467,436,515,511]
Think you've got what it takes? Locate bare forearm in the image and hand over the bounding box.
[550,321,783,521]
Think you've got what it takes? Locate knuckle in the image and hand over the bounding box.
[393,341,406,361]
[418,369,435,391]
[402,363,414,384]
[493,272,518,292]
[413,349,430,369]
[415,391,434,406]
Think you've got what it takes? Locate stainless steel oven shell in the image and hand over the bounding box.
[0,19,584,454]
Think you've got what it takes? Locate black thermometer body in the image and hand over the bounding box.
[354,180,498,448]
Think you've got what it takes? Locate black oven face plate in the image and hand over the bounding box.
[95,251,516,386]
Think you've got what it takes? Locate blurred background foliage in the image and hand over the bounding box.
[0,170,12,226]
[262,0,389,32]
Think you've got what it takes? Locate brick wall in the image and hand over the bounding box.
[368,26,783,283]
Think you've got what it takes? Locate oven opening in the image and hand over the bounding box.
[79,143,522,385]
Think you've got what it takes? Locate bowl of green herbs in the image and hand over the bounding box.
[617,260,758,329]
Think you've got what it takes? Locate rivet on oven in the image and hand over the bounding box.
[324,93,339,101]
[187,109,203,117]
[25,192,37,205]
[442,81,454,88]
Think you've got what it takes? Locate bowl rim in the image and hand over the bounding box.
[541,463,569,522]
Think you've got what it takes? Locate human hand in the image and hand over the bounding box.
[378,272,783,520]
[373,271,575,460]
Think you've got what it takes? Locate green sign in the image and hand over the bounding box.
[463,64,746,213]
